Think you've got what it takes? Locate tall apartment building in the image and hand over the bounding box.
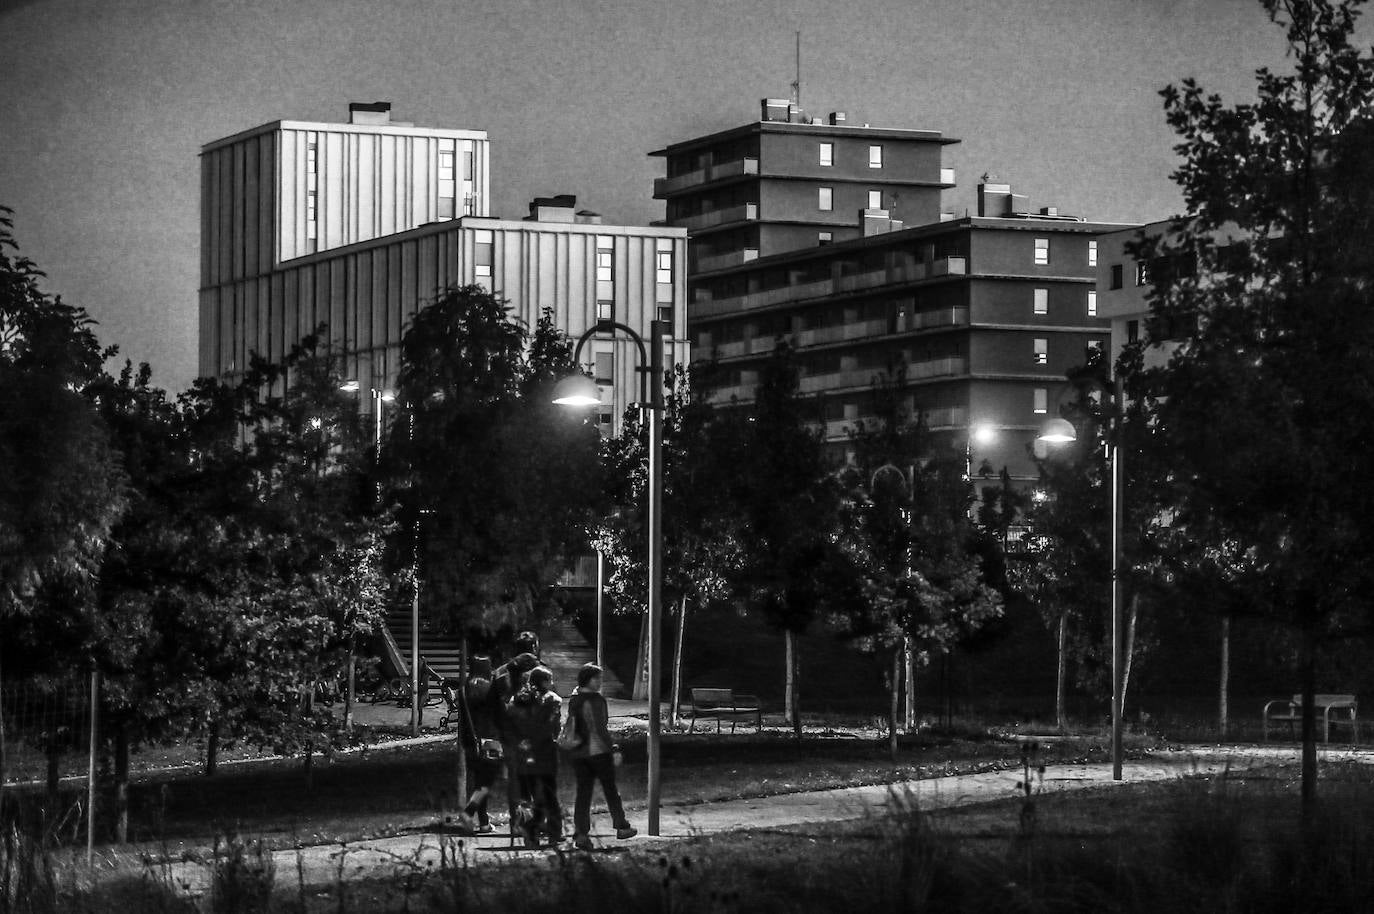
[651,99,957,278]
[652,103,1135,483]
[199,105,686,433]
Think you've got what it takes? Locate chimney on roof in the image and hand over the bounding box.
[860,208,903,236]
[977,179,1011,217]
[348,101,392,125]
[526,194,578,223]
[828,111,847,126]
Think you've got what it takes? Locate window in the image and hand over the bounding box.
[594,351,614,384]
[597,300,613,321]
[438,142,456,219]
[1033,388,1048,414]
[818,187,833,211]
[819,142,833,166]
[1033,288,1048,315]
[1135,261,1150,286]
[474,229,492,279]
[1034,338,1048,365]
[818,231,833,245]
[1127,319,1140,343]
[305,133,318,243]
[868,144,883,168]
[1088,240,1098,267]
[1087,289,1098,317]
[657,305,673,324]
[1110,264,1123,289]
[655,241,673,285]
[596,237,614,303]
[1034,238,1049,265]
[463,149,474,181]
[868,189,883,210]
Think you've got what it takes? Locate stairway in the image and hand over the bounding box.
[535,618,627,699]
[379,612,626,698]
[384,608,464,683]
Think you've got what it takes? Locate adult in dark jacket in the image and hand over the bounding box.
[506,665,563,847]
[565,663,637,850]
[489,649,540,827]
[456,655,498,833]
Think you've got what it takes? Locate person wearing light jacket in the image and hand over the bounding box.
[564,663,637,850]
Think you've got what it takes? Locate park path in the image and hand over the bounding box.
[117,744,1374,897]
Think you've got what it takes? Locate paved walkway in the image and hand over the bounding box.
[111,744,1374,897]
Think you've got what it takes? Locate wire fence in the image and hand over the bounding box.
[1,676,95,788]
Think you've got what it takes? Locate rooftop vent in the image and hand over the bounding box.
[348,101,392,125]
[526,194,578,223]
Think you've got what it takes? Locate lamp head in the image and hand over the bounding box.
[339,379,361,393]
[552,373,601,407]
[1037,418,1077,444]
[972,424,997,446]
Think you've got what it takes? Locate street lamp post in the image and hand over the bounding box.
[1037,374,1125,781]
[553,317,667,836]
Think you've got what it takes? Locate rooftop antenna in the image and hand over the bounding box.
[790,30,801,109]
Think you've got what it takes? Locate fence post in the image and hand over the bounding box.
[86,669,98,865]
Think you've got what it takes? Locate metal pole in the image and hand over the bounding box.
[596,550,605,668]
[647,319,665,836]
[1110,375,1124,781]
[86,668,97,865]
[411,573,421,736]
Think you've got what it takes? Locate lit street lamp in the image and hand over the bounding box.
[1036,375,1125,781]
[553,317,667,836]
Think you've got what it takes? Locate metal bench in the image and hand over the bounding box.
[687,687,762,733]
[1263,693,1358,743]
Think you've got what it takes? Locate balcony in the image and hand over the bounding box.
[675,202,758,233]
[797,357,966,394]
[710,335,780,359]
[794,318,888,347]
[654,158,760,197]
[694,247,759,274]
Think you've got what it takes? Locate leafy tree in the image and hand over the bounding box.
[1135,0,1374,807]
[594,364,745,720]
[837,374,1003,755]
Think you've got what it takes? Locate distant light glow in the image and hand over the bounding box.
[972,424,997,445]
[339,379,361,392]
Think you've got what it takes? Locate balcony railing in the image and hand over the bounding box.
[675,202,758,233]
[692,256,967,319]
[654,158,760,197]
[693,247,759,274]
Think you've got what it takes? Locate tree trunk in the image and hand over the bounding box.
[1300,626,1317,813]
[45,741,60,811]
[456,635,468,809]
[670,596,688,727]
[344,629,356,738]
[1219,615,1231,738]
[903,638,916,733]
[784,630,794,725]
[205,718,220,777]
[1055,612,1068,732]
[889,647,901,762]
[1120,593,1140,717]
[631,610,650,702]
[114,720,129,844]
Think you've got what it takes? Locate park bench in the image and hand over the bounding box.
[1263,693,1358,743]
[687,687,762,733]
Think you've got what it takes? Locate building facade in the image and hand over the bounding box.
[651,99,957,279]
[199,107,686,433]
[684,181,1129,483]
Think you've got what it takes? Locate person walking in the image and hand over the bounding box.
[565,663,637,851]
[506,665,563,847]
[490,643,540,831]
[456,655,499,834]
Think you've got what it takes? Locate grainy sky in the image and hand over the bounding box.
[0,0,1290,394]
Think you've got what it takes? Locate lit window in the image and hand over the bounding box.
[1088,240,1098,266]
[655,239,673,284]
[439,151,454,181]
[868,190,883,210]
[818,187,833,211]
[1136,261,1150,286]
[474,229,492,278]
[1087,339,1105,359]
[597,249,613,281]
[819,142,833,167]
[597,237,615,302]
[1034,388,1048,414]
[1087,290,1098,316]
[868,145,883,168]
[597,300,613,321]
[1034,238,1049,265]
[1033,288,1048,315]
[1034,338,1048,365]
[818,231,833,245]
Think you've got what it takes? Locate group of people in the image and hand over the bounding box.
[451,631,637,851]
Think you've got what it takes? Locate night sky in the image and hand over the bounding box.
[0,0,1289,395]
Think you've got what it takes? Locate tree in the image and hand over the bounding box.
[594,364,745,722]
[1136,0,1374,807]
[837,373,1003,756]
